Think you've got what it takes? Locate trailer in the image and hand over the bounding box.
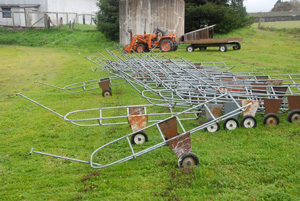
[180,25,243,52]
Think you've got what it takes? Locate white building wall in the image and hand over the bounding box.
[0,0,98,27]
[46,0,98,14]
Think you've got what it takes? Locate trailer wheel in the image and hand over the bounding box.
[223,118,239,130]
[204,122,220,133]
[219,44,227,52]
[136,44,145,53]
[186,45,194,52]
[199,47,207,50]
[287,109,300,123]
[233,42,241,50]
[263,113,280,126]
[241,115,257,128]
[102,89,112,97]
[178,152,199,168]
[160,39,173,52]
[131,131,148,145]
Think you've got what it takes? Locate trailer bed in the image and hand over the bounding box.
[180,25,243,52]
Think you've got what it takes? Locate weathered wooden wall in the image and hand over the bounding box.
[119,0,185,46]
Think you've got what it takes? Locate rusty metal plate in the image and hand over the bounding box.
[255,76,268,81]
[273,86,288,99]
[129,107,144,115]
[288,95,300,111]
[224,101,241,119]
[167,132,192,158]
[251,83,267,94]
[241,100,260,117]
[158,117,178,139]
[221,77,233,82]
[228,85,244,92]
[267,80,283,86]
[264,98,283,114]
[128,115,148,132]
[205,104,223,121]
[98,78,110,90]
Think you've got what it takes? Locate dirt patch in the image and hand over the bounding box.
[80,172,101,182]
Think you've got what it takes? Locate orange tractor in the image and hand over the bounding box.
[124,28,178,53]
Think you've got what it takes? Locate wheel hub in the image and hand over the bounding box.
[266,116,277,126]
[292,113,300,123]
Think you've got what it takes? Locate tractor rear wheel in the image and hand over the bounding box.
[160,39,173,52]
[173,41,178,51]
[136,44,145,53]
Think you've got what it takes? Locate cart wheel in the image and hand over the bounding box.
[102,89,112,97]
[233,42,241,50]
[199,47,207,51]
[131,131,148,145]
[186,45,194,52]
[136,44,145,53]
[160,39,173,52]
[178,152,199,168]
[223,118,239,130]
[204,122,220,133]
[287,109,300,123]
[219,44,227,52]
[241,115,257,128]
[263,113,280,126]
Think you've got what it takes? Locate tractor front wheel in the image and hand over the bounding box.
[160,39,173,52]
[136,44,145,53]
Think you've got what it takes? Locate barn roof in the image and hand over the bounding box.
[0,4,40,8]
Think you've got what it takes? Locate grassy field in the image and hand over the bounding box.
[1,25,300,200]
[252,20,300,32]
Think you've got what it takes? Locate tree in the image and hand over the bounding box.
[271,1,292,11]
[290,0,300,10]
[185,0,253,33]
[95,0,119,41]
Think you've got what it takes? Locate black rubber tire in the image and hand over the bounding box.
[219,44,227,52]
[223,118,239,130]
[102,89,112,97]
[263,113,280,126]
[199,47,207,50]
[178,152,199,168]
[204,122,220,133]
[233,42,241,50]
[131,131,148,145]
[186,45,194,52]
[160,39,173,52]
[173,41,178,51]
[241,115,257,128]
[136,44,145,53]
[287,109,300,123]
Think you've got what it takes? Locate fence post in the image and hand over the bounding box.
[59,17,63,29]
[12,12,15,28]
[24,8,28,27]
[83,14,85,25]
[258,17,261,29]
[56,13,58,26]
[66,13,69,26]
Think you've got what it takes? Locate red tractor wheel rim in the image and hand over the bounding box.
[161,42,171,51]
[137,46,143,53]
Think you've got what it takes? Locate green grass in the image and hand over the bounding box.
[1,25,300,200]
[254,21,300,29]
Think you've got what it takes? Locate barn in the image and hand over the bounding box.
[0,0,98,27]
